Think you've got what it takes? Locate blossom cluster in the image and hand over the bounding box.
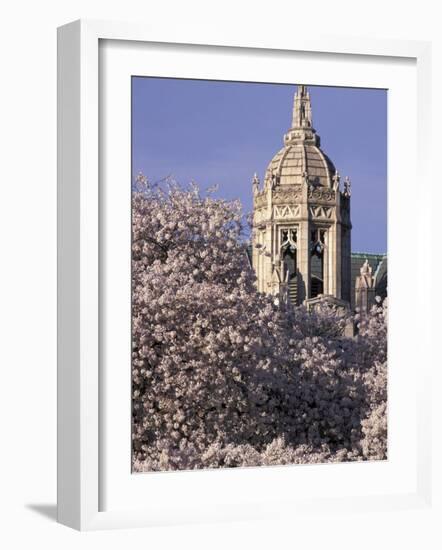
[131,176,387,471]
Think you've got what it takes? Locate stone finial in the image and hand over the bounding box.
[270,172,279,189]
[343,176,352,197]
[302,170,309,186]
[332,170,340,191]
[284,84,319,146]
[292,85,313,129]
[252,172,260,194]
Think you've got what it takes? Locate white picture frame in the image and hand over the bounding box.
[57,19,433,531]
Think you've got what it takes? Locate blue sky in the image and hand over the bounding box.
[132,77,387,253]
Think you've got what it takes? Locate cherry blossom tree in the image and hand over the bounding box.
[131,176,387,472]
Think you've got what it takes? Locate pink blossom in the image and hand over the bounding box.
[132,176,387,472]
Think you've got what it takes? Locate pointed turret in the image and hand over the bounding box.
[252,172,260,195]
[292,85,312,128]
[284,85,319,146]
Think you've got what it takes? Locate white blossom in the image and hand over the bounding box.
[132,177,387,471]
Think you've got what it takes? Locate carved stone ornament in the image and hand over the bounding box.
[272,189,301,204]
[274,204,300,218]
[309,205,332,219]
[308,188,335,202]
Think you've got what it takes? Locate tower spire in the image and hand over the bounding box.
[292,85,312,128]
[284,85,318,146]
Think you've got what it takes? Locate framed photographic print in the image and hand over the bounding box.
[57,19,433,530]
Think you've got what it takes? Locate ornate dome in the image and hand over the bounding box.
[264,143,336,187]
[264,85,337,189]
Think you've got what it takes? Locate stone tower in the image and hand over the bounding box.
[252,85,352,306]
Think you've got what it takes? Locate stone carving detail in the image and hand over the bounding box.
[308,188,336,202]
[254,193,267,208]
[272,188,301,204]
[274,205,300,219]
[254,208,267,223]
[309,205,332,219]
[355,259,376,314]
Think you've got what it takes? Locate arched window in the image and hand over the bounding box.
[283,245,297,279]
[281,228,298,305]
[281,229,297,280]
[310,229,325,298]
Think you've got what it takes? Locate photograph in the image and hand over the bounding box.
[130,78,388,473]
[1,0,436,542]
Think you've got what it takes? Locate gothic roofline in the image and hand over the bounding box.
[351,252,387,258]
